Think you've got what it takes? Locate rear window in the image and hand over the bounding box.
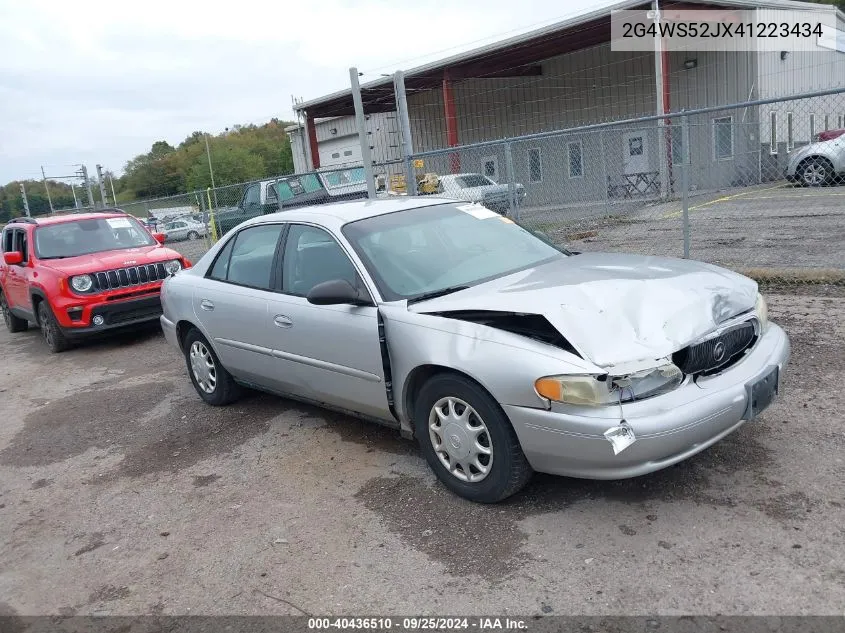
[457,175,493,188]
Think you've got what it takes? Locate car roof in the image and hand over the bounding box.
[6,211,130,227]
[254,196,462,228]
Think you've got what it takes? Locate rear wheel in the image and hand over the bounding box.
[184,328,242,405]
[1,291,28,333]
[187,231,199,241]
[799,158,832,187]
[37,301,70,353]
[414,373,532,503]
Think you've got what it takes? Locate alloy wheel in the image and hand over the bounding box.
[190,341,217,393]
[802,162,827,186]
[428,396,493,483]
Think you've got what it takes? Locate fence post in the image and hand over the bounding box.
[600,129,609,217]
[504,142,518,220]
[681,113,690,259]
[394,70,416,196]
[207,187,218,243]
[350,67,377,200]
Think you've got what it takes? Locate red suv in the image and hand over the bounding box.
[0,210,191,352]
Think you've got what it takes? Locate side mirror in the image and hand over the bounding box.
[3,251,23,265]
[307,279,370,306]
[153,232,167,244]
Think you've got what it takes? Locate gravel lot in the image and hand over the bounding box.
[0,289,844,617]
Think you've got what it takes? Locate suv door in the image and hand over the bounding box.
[5,229,32,313]
[192,223,286,389]
[266,223,390,421]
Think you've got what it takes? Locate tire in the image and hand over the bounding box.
[187,231,199,241]
[414,373,532,503]
[36,301,70,353]
[799,158,832,187]
[1,291,28,333]
[183,328,242,406]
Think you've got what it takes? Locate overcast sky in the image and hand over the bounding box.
[0,0,616,184]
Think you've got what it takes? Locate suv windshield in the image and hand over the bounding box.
[342,203,567,301]
[34,216,155,259]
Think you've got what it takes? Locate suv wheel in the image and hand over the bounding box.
[800,158,832,187]
[184,328,242,405]
[1,292,28,333]
[37,301,70,353]
[414,373,533,503]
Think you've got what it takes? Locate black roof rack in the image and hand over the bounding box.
[8,217,38,225]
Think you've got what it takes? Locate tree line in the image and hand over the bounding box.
[0,118,296,222]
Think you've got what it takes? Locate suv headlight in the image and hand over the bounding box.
[163,259,182,276]
[755,292,768,330]
[535,363,683,406]
[70,274,93,293]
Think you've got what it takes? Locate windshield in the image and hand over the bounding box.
[457,174,494,188]
[34,217,156,259]
[342,203,567,302]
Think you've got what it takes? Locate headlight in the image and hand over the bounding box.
[70,274,93,293]
[535,363,683,406]
[163,259,182,276]
[755,293,768,330]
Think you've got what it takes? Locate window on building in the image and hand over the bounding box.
[786,112,794,151]
[769,112,778,154]
[331,152,340,159]
[671,122,690,165]
[809,114,816,141]
[824,114,830,131]
[839,115,844,128]
[713,117,734,160]
[482,156,499,181]
[528,148,542,183]
[343,150,353,157]
[568,141,583,178]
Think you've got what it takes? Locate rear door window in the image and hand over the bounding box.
[212,224,285,290]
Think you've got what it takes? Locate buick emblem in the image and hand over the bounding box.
[449,434,462,450]
[713,341,726,362]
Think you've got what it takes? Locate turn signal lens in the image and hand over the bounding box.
[535,375,616,406]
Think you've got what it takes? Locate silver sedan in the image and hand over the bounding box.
[160,198,790,503]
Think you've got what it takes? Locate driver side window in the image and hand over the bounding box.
[282,225,358,297]
[15,231,28,262]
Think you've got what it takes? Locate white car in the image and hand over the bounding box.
[437,173,526,214]
[161,219,207,242]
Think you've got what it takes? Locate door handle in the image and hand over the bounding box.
[200,299,215,311]
[273,315,293,328]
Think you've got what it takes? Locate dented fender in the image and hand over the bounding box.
[378,304,603,437]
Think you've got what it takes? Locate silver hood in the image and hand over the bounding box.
[411,253,758,368]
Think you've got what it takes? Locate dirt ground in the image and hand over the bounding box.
[0,291,843,616]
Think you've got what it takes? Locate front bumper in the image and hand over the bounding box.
[504,322,790,479]
[59,295,163,338]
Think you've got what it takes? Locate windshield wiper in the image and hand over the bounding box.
[407,285,470,305]
[39,255,69,260]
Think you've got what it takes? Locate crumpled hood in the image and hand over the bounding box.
[411,252,757,368]
[40,245,180,276]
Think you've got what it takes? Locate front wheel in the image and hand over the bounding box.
[184,328,242,405]
[187,231,199,241]
[37,301,70,353]
[1,292,28,333]
[414,373,532,503]
[800,158,832,187]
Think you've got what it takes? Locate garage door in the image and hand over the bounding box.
[319,138,361,168]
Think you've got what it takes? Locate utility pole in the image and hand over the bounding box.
[393,70,416,195]
[96,164,109,207]
[19,183,31,217]
[71,184,80,209]
[81,165,95,210]
[651,0,670,199]
[350,67,376,199]
[204,134,219,208]
[41,166,54,214]
[293,95,310,174]
[108,173,117,206]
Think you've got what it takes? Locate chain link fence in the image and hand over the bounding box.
[407,87,845,284]
[119,88,845,284]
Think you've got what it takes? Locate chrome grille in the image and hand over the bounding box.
[93,263,167,291]
[673,320,757,376]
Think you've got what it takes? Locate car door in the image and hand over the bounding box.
[171,221,188,240]
[266,223,391,421]
[5,229,32,312]
[241,183,262,217]
[192,223,286,389]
